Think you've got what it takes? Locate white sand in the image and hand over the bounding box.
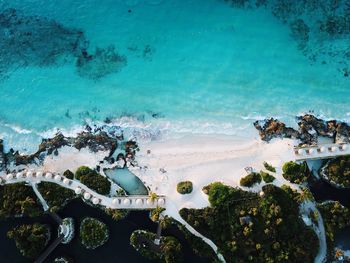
[131,134,298,213]
[41,146,109,173]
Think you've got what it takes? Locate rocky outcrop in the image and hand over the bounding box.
[0,139,6,171]
[253,118,300,141]
[255,114,350,145]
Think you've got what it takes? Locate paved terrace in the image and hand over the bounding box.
[0,171,166,210]
[294,143,350,161]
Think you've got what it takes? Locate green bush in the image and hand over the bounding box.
[7,223,49,258]
[0,183,42,218]
[260,171,275,183]
[75,166,111,195]
[240,172,262,187]
[104,208,129,221]
[282,161,309,184]
[176,181,193,194]
[324,156,350,187]
[63,169,74,179]
[80,217,109,249]
[263,161,276,172]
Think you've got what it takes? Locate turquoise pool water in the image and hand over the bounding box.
[0,0,349,152]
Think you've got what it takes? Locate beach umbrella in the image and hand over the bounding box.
[36,171,43,177]
[157,198,165,206]
[135,199,143,206]
[112,198,118,205]
[341,144,348,151]
[319,147,326,153]
[92,197,99,205]
[123,198,131,206]
[308,149,314,154]
[63,178,69,185]
[26,171,33,178]
[6,174,13,180]
[84,192,91,200]
[16,172,23,178]
[75,187,82,194]
[54,174,61,181]
[146,199,153,206]
[331,146,337,152]
[298,149,304,155]
[45,173,53,179]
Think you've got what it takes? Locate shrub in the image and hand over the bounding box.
[104,208,128,221]
[80,217,109,249]
[263,161,276,172]
[176,181,193,194]
[38,182,75,212]
[7,223,50,258]
[260,171,275,183]
[282,161,309,184]
[240,172,262,187]
[63,169,74,179]
[323,156,350,187]
[75,166,111,195]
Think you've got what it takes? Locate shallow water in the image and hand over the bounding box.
[0,0,349,152]
[105,168,148,195]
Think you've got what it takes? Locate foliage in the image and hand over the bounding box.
[104,208,129,221]
[323,156,350,187]
[0,183,42,218]
[260,171,275,183]
[240,172,262,187]
[150,206,166,222]
[7,223,49,258]
[180,183,319,263]
[263,161,276,172]
[282,161,310,184]
[63,169,74,180]
[176,181,193,194]
[37,182,76,212]
[130,230,183,263]
[79,217,109,249]
[75,166,111,195]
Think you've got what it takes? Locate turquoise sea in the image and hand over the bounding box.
[0,0,349,152]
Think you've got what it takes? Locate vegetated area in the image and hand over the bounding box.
[38,182,76,212]
[104,208,129,221]
[260,171,275,183]
[282,161,310,184]
[0,183,42,218]
[240,172,261,187]
[63,169,74,179]
[79,217,109,249]
[317,201,350,260]
[75,166,111,195]
[7,223,50,258]
[177,181,193,194]
[263,162,276,173]
[130,230,182,263]
[322,155,350,187]
[180,182,319,263]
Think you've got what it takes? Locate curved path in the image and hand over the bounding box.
[1,171,166,209]
[294,143,349,161]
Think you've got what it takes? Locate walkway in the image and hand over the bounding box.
[1,171,166,210]
[31,183,49,211]
[35,235,65,263]
[294,143,349,161]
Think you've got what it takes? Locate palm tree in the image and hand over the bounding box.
[149,191,158,202]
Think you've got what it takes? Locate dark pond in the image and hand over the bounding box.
[308,176,350,250]
[0,199,210,263]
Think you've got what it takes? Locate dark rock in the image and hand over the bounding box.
[335,122,350,144]
[297,114,332,137]
[253,118,300,142]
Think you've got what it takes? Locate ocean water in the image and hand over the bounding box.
[0,0,349,152]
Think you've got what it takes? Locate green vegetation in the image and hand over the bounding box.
[0,183,42,218]
[180,182,319,263]
[104,208,129,221]
[176,181,193,194]
[130,230,183,263]
[79,217,109,249]
[317,201,350,260]
[38,182,76,212]
[7,223,50,258]
[240,172,262,187]
[150,206,166,222]
[75,166,111,195]
[260,171,275,183]
[263,161,276,173]
[63,169,74,180]
[323,156,350,187]
[282,161,310,184]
